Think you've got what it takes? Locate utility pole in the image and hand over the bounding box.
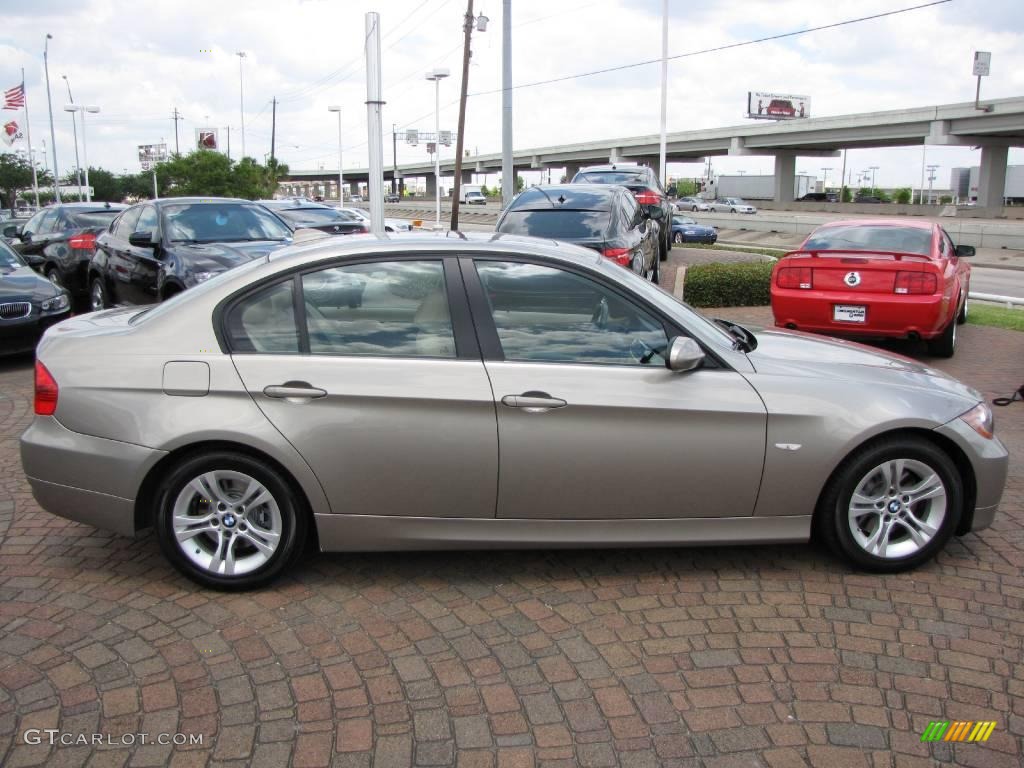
[392,123,398,196]
[224,125,231,161]
[270,97,277,165]
[364,12,385,232]
[171,107,182,155]
[501,0,513,209]
[236,52,247,159]
[450,0,476,230]
[658,0,668,187]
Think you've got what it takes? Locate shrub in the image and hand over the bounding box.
[894,187,912,204]
[684,261,773,307]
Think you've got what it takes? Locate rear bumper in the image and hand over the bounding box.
[772,290,948,339]
[21,416,166,536]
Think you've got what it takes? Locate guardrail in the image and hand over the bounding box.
[969,292,1024,308]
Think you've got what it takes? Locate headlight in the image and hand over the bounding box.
[191,271,218,284]
[959,402,994,439]
[41,293,69,313]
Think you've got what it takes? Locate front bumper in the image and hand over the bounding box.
[21,416,166,536]
[934,416,1009,533]
[0,309,71,356]
[772,290,947,340]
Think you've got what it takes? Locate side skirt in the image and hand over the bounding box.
[314,514,813,552]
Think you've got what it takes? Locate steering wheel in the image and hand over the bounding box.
[591,297,609,329]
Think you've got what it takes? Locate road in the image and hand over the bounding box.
[970,266,1024,300]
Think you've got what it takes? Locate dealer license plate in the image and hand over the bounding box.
[833,304,867,323]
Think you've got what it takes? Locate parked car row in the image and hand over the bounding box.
[673,196,758,214]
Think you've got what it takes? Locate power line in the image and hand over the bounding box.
[467,0,954,98]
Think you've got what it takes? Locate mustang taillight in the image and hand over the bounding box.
[776,266,813,289]
[894,271,937,295]
[602,247,632,266]
[34,361,58,416]
[634,189,662,206]
[68,232,96,250]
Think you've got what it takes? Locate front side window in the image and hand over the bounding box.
[475,261,669,366]
[113,207,143,238]
[226,280,300,354]
[135,206,159,236]
[302,260,455,358]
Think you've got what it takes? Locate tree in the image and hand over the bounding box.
[894,187,912,204]
[515,175,525,193]
[675,179,697,197]
[480,184,490,197]
[85,167,122,202]
[841,186,852,203]
[152,151,286,200]
[121,172,156,201]
[0,153,50,209]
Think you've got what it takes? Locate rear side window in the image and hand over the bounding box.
[226,280,300,354]
[498,210,610,239]
[576,171,647,186]
[69,211,122,228]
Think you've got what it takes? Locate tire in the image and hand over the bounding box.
[730,208,737,214]
[89,276,108,312]
[651,252,660,285]
[956,293,968,325]
[45,266,64,290]
[154,451,309,590]
[691,205,698,212]
[673,232,684,245]
[659,234,669,262]
[815,436,962,572]
[926,316,957,358]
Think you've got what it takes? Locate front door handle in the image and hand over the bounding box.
[500,391,567,412]
[263,382,327,400]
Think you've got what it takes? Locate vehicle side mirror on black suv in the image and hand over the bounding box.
[955,244,975,258]
[129,231,157,248]
[648,207,664,220]
[2,224,20,239]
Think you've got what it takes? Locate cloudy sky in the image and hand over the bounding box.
[2,0,1022,190]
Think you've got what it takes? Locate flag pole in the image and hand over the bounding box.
[21,69,41,208]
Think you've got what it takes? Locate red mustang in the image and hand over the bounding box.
[771,220,973,357]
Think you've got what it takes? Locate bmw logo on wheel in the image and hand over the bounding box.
[844,271,862,287]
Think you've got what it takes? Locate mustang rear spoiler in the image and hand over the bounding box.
[781,249,933,263]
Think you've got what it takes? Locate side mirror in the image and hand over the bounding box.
[2,224,19,239]
[955,244,975,258]
[24,253,44,269]
[648,206,664,220]
[665,336,705,373]
[129,231,156,248]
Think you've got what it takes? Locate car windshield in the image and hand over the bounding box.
[804,225,932,255]
[163,203,292,243]
[577,171,646,186]
[0,240,25,269]
[498,210,611,239]
[674,217,696,225]
[69,210,123,228]
[277,208,356,225]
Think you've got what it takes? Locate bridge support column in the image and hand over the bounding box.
[426,174,437,198]
[564,162,581,182]
[773,153,796,203]
[349,181,360,198]
[461,169,473,184]
[977,144,1008,208]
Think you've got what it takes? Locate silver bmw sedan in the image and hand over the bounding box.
[20,232,1008,589]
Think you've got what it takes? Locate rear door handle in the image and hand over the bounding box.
[500,392,567,411]
[263,382,327,400]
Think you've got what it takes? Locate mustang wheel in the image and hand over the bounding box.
[155,452,307,590]
[927,317,957,358]
[817,437,961,572]
[957,293,968,325]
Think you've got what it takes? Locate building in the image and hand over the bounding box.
[952,165,1023,204]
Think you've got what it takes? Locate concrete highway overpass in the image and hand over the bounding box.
[279,96,1024,209]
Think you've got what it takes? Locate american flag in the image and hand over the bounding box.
[3,83,25,110]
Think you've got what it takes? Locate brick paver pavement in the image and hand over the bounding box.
[0,317,1022,768]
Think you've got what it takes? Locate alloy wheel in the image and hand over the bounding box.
[847,458,947,559]
[46,268,63,289]
[172,470,283,576]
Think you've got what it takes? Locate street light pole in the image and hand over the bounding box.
[61,75,84,200]
[65,105,100,202]
[501,0,513,209]
[43,34,61,203]
[236,52,246,159]
[425,68,449,229]
[328,107,344,204]
[869,165,879,191]
[658,0,668,188]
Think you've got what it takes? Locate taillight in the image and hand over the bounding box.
[68,232,96,250]
[776,266,813,289]
[894,271,937,295]
[34,361,58,416]
[602,247,632,266]
[634,189,662,206]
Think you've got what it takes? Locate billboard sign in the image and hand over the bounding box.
[138,143,168,171]
[438,130,452,147]
[196,129,218,150]
[972,51,991,77]
[405,129,419,145]
[747,92,810,120]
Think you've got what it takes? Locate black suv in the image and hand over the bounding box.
[495,184,663,284]
[571,164,673,262]
[90,198,292,310]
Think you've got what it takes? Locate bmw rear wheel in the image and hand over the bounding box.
[155,452,308,590]
[46,266,64,290]
[817,437,961,572]
[90,277,108,311]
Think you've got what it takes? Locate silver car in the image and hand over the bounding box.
[707,197,758,214]
[21,232,1007,589]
